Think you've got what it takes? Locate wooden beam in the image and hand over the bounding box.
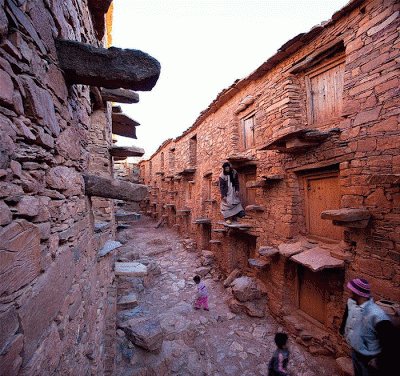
[112,113,139,139]
[110,146,144,158]
[55,39,161,91]
[83,174,148,202]
[101,88,139,104]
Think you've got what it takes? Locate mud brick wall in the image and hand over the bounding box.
[139,0,399,356]
[0,1,116,374]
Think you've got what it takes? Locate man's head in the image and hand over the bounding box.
[222,162,231,174]
[193,275,201,284]
[347,278,371,305]
[274,332,288,349]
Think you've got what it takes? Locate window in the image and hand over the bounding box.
[189,135,197,166]
[205,177,212,200]
[169,148,175,170]
[305,54,344,125]
[149,161,152,178]
[242,114,255,149]
[160,152,164,171]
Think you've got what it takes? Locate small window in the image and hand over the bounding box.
[149,161,152,178]
[242,114,255,149]
[305,54,345,125]
[160,152,164,171]
[189,135,197,166]
[205,177,212,200]
[169,148,175,170]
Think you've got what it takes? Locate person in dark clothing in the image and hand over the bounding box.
[268,332,289,376]
[339,278,396,376]
[219,162,245,224]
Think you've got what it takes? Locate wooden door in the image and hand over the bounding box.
[299,266,328,324]
[305,173,342,241]
[243,116,255,149]
[307,60,344,125]
[238,169,256,207]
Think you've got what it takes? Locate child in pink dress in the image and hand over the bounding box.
[193,275,209,311]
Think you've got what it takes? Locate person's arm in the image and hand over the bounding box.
[339,304,349,336]
[219,177,227,199]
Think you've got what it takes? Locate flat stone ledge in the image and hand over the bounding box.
[291,247,345,272]
[115,262,148,277]
[55,39,161,91]
[101,88,139,103]
[321,208,370,228]
[98,240,122,258]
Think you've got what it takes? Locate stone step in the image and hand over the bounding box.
[115,211,141,222]
[117,293,138,310]
[98,240,122,258]
[94,221,111,233]
[248,258,270,270]
[115,262,148,277]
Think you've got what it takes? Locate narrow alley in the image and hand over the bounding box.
[114,217,339,376]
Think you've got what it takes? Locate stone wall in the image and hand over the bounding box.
[140,0,400,356]
[0,0,116,374]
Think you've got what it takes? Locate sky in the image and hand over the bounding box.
[112,0,350,159]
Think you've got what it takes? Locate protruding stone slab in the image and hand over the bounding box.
[258,246,279,257]
[194,218,211,224]
[55,39,161,91]
[117,293,138,310]
[83,174,148,202]
[177,168,196,176]
[259,128,340,152]
[121,317,163,352]
[248,258,270,270]
[110,146,144,158]
[291,247,344,272]
[98,240,122,258]
[322,208,371,228]
[115,211,141,222]
[101,88,139,103]
[245,205,265,212]
[321,208,370,222]
[94,221,111,233]
[278,239,314,258]
[223,268,241,287]
[115,262,148,277]
[112,112,140,139]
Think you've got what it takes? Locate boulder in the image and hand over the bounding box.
[231,276,267,302]
[200,250,215,266]
[122,317,164,352]
[228,298,266,318]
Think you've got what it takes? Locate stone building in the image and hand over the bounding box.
[0,0,159,374]
[140,0,400,356]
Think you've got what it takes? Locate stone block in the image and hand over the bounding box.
[0,307,19,354]
[18,250,74,360]
[0,201,12,225]
[16,195,40,217]
[46,166,83,197]
[0,69,14,106]
[98,240,122,258]
[117,293,138,310]
[0,220,41,296]
[231,276,267,302]
[122,317,163,352]
[0,334,23,376]
[20,76,60,136]
[115,262,148,277]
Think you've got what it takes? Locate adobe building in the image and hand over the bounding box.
[0,0,159,374]
[140,0,400,356]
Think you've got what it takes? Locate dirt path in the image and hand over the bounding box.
[115,218,339,376]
